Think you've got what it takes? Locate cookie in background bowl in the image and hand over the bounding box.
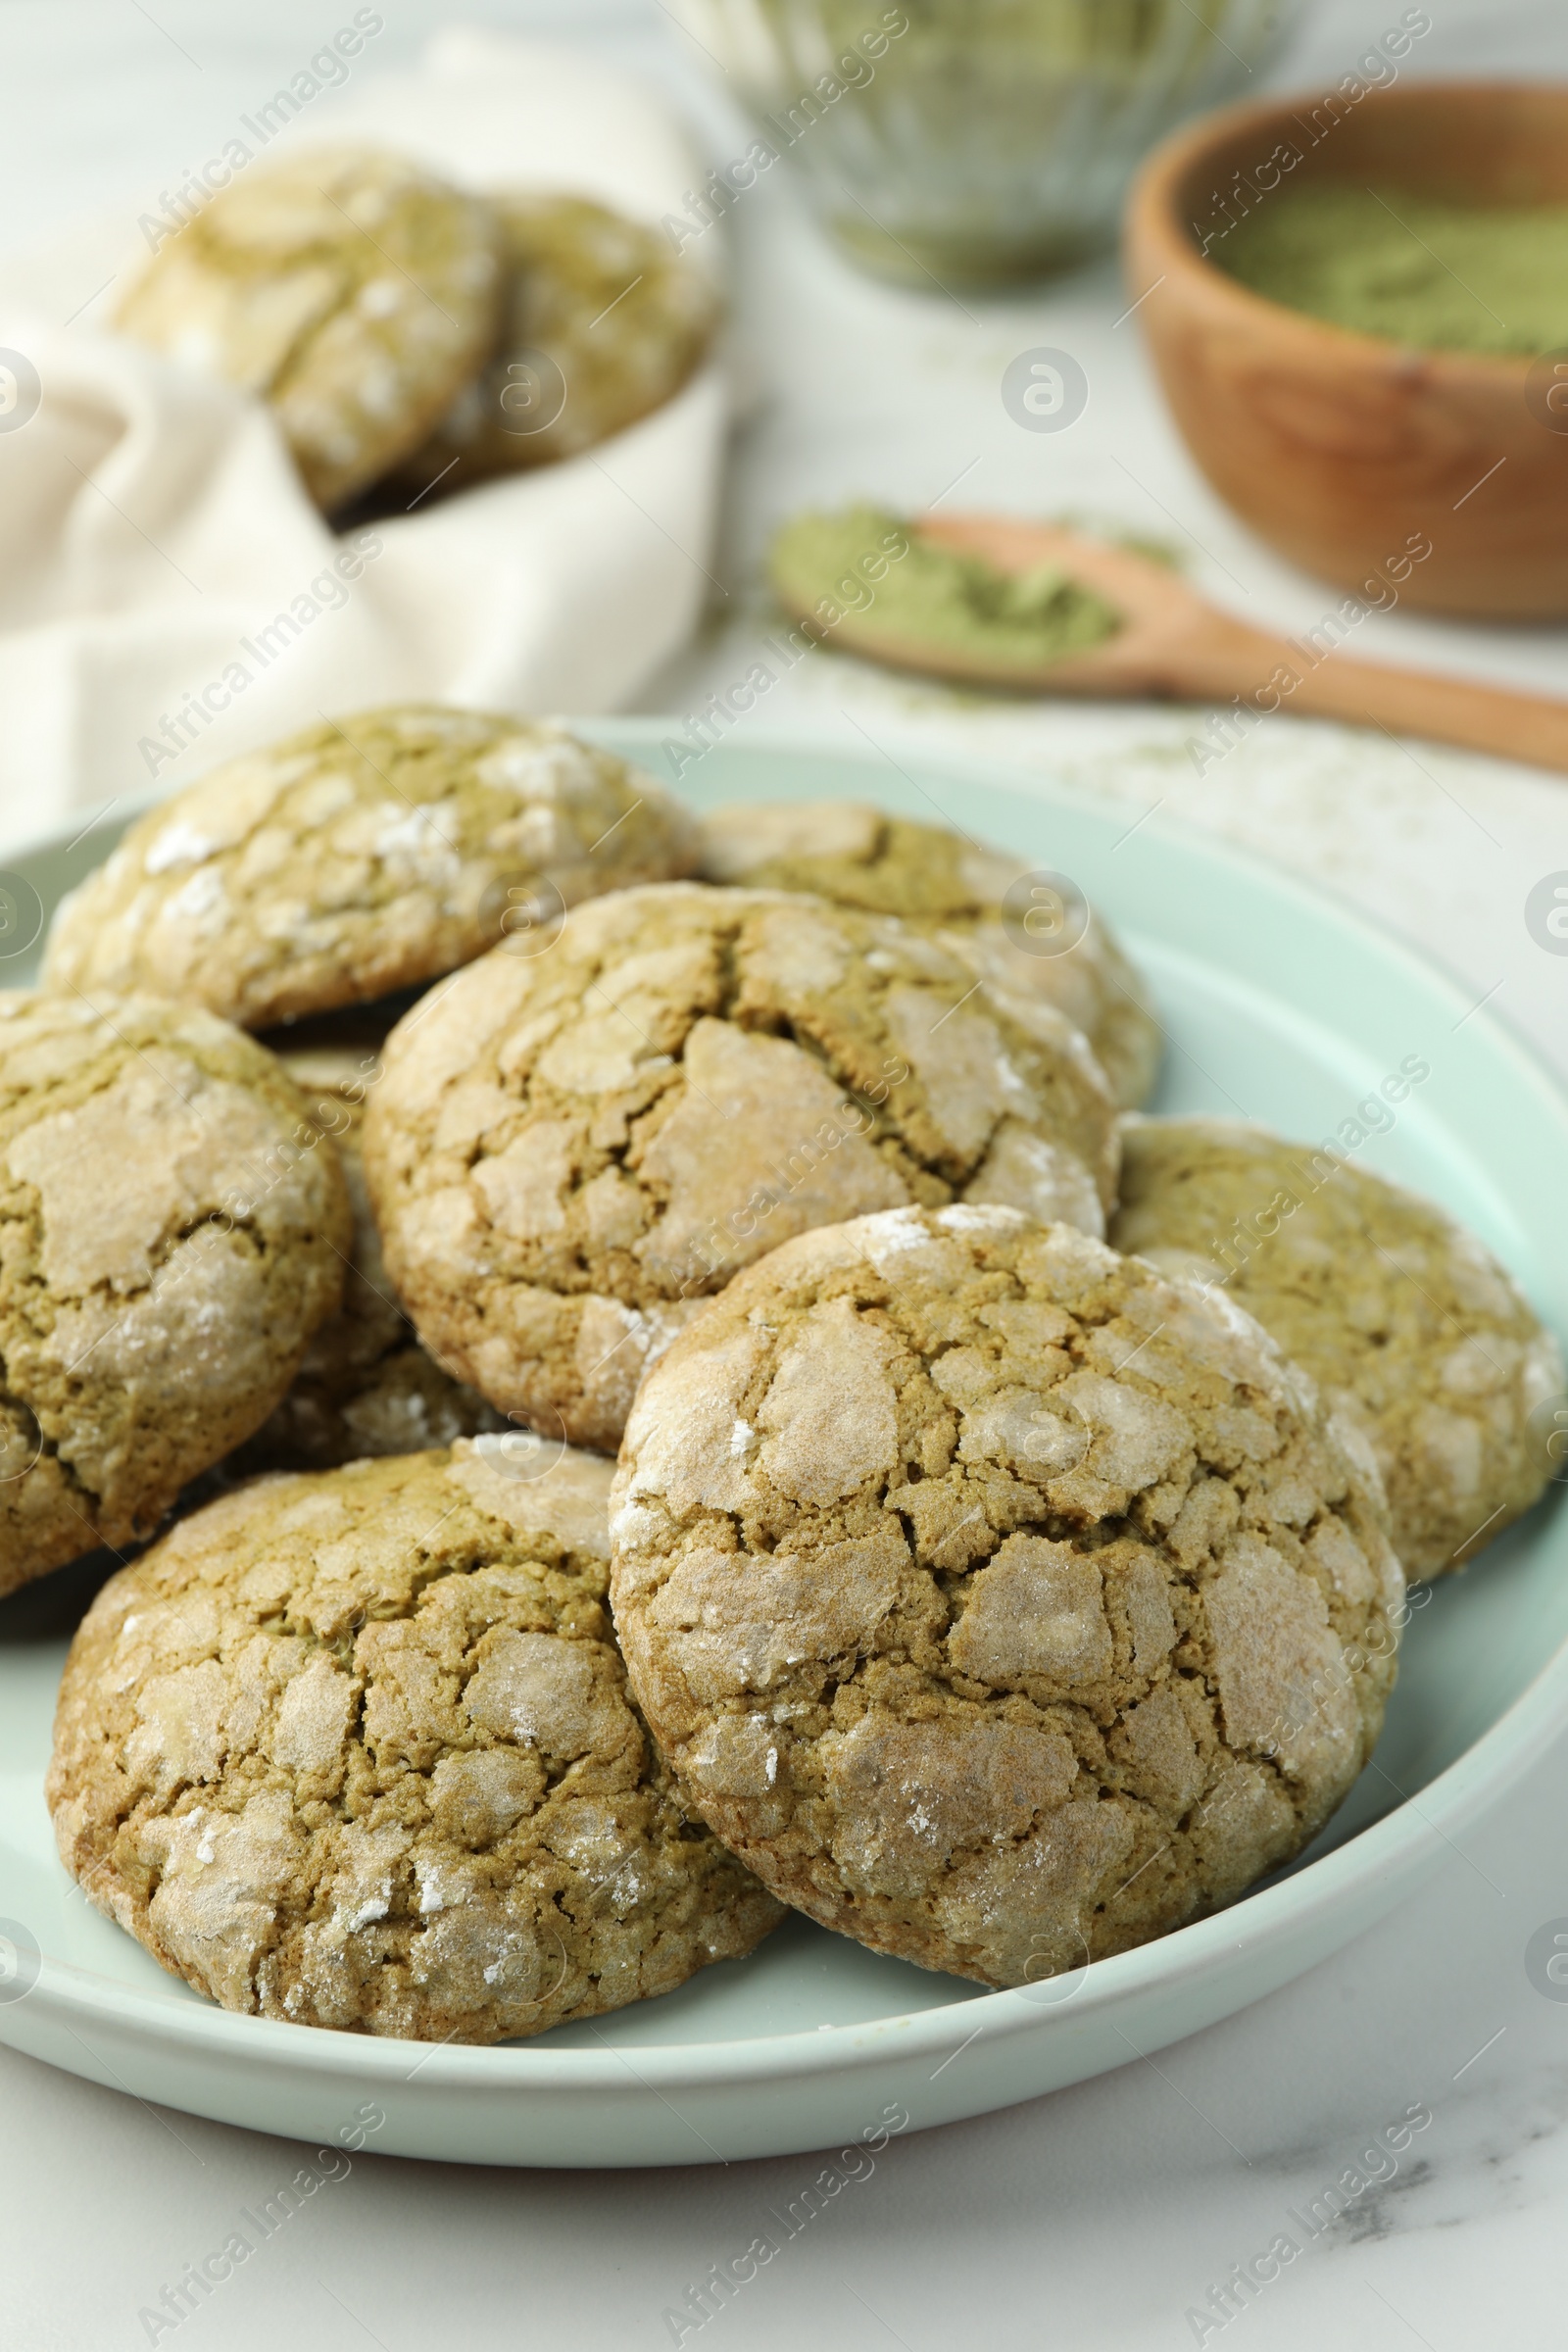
[391,192,720,498]
[0,993,351,1597]
[362,883,1120,1452]
[698,800,1160,1109]
[1111,1115,1566,1579]
[232,1025,507,1473]
[47,1442,784,2041]
[609,1203,1403,1990]
[114,148,503,512]
[43,706,699,1031]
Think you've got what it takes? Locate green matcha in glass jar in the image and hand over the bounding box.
[667,0,1304,285]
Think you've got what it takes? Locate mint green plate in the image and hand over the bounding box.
[1,724,1563,2167]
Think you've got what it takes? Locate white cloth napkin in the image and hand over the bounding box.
[0,29,726,858]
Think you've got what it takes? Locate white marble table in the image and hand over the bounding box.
[3,3,1567,2345]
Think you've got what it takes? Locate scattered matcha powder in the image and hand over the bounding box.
[769,503,1120,668]
[1215,182,1568,357]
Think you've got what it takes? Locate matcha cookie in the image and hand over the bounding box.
[362,885,1120,1452]
[609,1204,1402,1990]
[116,148,502,510]
[393,192,719,497]
[699,801,1160,1109]
[1111,1117,1565,1579]
[48,1444,782,2040]
[234,1032,507,1473]
[44,707,699,1031]
[0,992,350,1597]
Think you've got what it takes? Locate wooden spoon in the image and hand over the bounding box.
[786,512,1568,776]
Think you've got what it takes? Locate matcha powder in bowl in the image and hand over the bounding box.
[771,506,1120,675]
[1214,183,1568,357]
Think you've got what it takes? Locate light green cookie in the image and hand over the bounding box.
[116,147,502,509]
[610,1205,1401,1989]
[48,1444,783,2040]
[1111,1116,1565,1578]
[394,192,720,496]
[44,706,699,1031]
[699,800,1160,1109]
[0,992,351,1595]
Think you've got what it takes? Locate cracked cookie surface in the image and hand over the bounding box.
[234,1031,507,1473]
[116,147,502,509]
[609,1204,1401,1989]
[393,192,719,495]
[48,1442,783,2041]
[44,707,699,1030]
[362,884,1120,1452]
[1111,1116,1565,1579]
[698,800,1160,1109]
[0,992,350,1596]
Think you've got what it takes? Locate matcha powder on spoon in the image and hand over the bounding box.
[1214,182,1568,357]
[770,505,1121,669]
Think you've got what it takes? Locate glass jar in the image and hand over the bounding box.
[669,0,1307,286]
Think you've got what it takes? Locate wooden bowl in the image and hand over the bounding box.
[1123,81,1568,618]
